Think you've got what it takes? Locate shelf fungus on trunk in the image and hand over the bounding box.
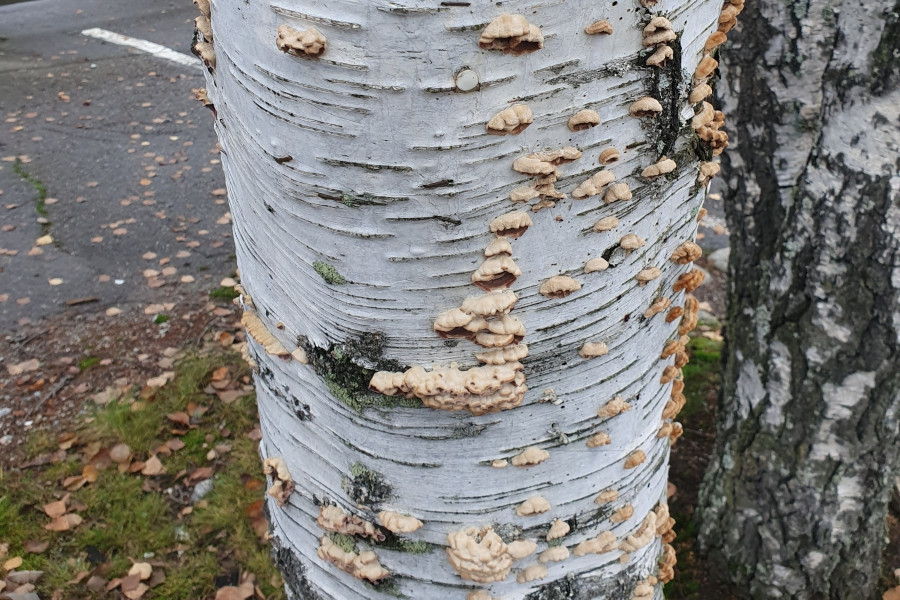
[489,211,533,238]
[610,503,635,523]
[646,45,674,68]
[594,489,619,505]
[573,531,617,556]
[242,308,290,358]
[635,267,662,286]
[624,450,647,469]
[275,24,327,58]
[377,511,423,534]
[568,109,602,131]
[472,255,522,291]
[631,576,659,600]
[604,182,633,203]
[584,257,610,273]
[620,233,647,251]
[597,396,632,418]
[478,14,544,56]
[644,296,672,318]
[539,275,582,298]
[573,171,616,199]
[517,562,549,583]
[263,457,294,506]
[618,511,657,553]
[486,104,533,135]
[516,496,551,516]
[642,17,676,46]
[511,446,550,467]
[317,536,390,583]
[670,241,702,264]
[629,97,663,118]
[446,527,514,583]
[547,518,571,540]
[598,148,621,165]
[641,157,677,179]
[673,269,705,292]
[593,216,620,232]
[585,19,613,35]
[369,362,526,415]
[507,539,538,559]
[689,83,713,104]
[317,505,385,541]
[586,431,612,447]
[579,341,610,359]
[539,546,570,563]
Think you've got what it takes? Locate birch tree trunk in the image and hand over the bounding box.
[696,2,900,598]
[197,0,725,598]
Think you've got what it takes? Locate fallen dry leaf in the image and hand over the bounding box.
[42,499,67,519]
[166,412,190,426]
[7,358,40,375]
[35,234,52,246]
[215,582,254,600]
[3,556,23,570]
[166,438,186,452]
[82,464,99,483]
[23,540,49,554]
[884,587,900,600]
[128,562,153,581]
[141,455,166,476]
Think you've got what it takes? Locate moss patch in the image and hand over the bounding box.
[681,337,722,419]
[342,462,392,507]
[312,261,346,285]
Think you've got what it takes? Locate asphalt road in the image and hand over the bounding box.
[0,0,730,333]
[0,0,234,332]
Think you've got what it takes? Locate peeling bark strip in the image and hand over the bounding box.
[696,2,900,599]
[202,0,721,598]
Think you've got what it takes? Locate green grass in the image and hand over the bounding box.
[78,356,101,371]
[681,336,722,419]
[2,350,285,600]
[209,286,240,301]
[13,158,48,218]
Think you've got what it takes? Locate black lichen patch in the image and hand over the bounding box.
[491,522,522,543]
[451,421,487,439]
[376,531,437,555]
[300,332,422,413]
[270,536,324,600]
[343,462,392,507]
[643,37,686,157]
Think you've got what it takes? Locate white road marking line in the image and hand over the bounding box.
[81,27,201,69]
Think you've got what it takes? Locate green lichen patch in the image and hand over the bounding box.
[312,261,347,285]
[327,532,359,554]
[301,333,421,413]
[342,462,392,507]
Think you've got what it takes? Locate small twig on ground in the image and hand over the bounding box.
[25,375,72,418]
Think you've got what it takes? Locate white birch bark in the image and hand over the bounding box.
[199,0,722,598]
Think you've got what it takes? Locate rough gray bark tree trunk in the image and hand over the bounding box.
[697,2,900,599]
[195,0,731,598]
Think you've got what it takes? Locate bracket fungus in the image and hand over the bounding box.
[195,15,213,41]
[594,489,618,504]
[318,505,385,541]
[528,147,583,166]
[446,527,514,583]
[242,310,290,357]
[468,592,497,600]
[517,563,549,583]
[694,56,719,82]
[691,101,716,130]
[597,396,631,418]
[644,296,671,318]
[510,186,540,204]
[507,539,538,559]
[513,157,557,176]
[378,511,424,534]
[646,45,674,68]
[705,30,728,53]
[679,296,700,335]
[610,503,635,523]
[463,289,520,317]
[276,24,327,57]
[587,431,612,448]
[568,109,602,131]
[473,255,523,291]
[517,496,551,516]
[598,148,621,165]
[642,17,676,46]
[573,171,616,199]
[620,233,646,251]
[476,343,529,365]
[670,241,702,264]
[673,269,705,292]
[479,14,543,55]
[263,456,294,505]
[659,543,677,583]
[660,365,681,384]
[487,104,533,135]
[539,275,582,299]
[580,342,609,359]
[624,450,647,469]
[629,97,663,118]
[193,41,216,69]
[584,257,610,273]
[632,577,658,600]
[490,211,533,238]
[574,531,617,556]
[318,536,390,583]
[641,157,677,179]
[547,518,570,541]
[370,362,526,415]
[604,182,633,204]
[593,216,620,233]
[485,236,514,257]
[539,546,570,563]
[619,512,657,553]
[585,19,613,35]
[665,306,684,323]
[194,0,210,18]
[511,446,550,467]
[689,83,713,104]
[699,161,721,184]
[635,267,662,286]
